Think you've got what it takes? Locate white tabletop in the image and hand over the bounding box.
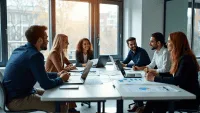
[113,81,196,100]
[41,84,121,101]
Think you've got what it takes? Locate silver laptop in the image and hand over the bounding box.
[115,60,142,78]
[64,60,93,84]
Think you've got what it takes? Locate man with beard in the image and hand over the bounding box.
[122,37,150,68]
[3,25,70,112]
[128,33,171,112]
[133,32,171,74]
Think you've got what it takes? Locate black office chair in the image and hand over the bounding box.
[0,72,45,113]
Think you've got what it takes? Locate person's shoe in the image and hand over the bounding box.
[68,108,80,113]
[127,105,139,112]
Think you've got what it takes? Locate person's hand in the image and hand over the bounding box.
[148,69,158,76]
[133,66,141,71]
[60,72,70,82]
[69,65,77,70]
[144,67,149,73]
[145,72,155,82]
[58,70,68,76]
[82,64,86,67]
[122,63,127,67]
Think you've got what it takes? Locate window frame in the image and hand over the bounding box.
[0,0,8,67]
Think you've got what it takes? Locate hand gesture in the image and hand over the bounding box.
[60,72,70,82]
[145,72,155,82]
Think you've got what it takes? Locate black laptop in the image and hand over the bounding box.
[115,60,142,78]
[92,56,109,68]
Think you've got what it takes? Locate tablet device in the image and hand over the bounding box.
[59,85,79,89]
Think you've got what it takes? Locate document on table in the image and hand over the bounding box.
[117,78,145,84]
[124,85,180,92]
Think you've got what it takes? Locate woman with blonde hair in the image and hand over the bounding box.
[76,38,93,67]
[46,34,76,72]
[144,32,200,113]
[45,34,78,112]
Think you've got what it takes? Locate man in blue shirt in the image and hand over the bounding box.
[122,37,150,68]
[3,25,70,112]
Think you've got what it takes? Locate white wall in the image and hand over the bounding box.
[142,0,164,58]
[123,0,164,60]
[123,0,142,58]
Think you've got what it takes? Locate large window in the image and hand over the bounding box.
[99,4,118,55]
[6,0,49,59]
[0,0,123,66]
[56,0,90,60]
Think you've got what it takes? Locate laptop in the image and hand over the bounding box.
[115,60,142,78]
[92,56,109,68]
[64,60,93,84]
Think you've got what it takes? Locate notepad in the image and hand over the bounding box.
[59,85,79,89]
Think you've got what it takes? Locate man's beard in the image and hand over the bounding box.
[131,47,137,51]
[151,47,157,50]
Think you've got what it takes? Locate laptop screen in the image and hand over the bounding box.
[115,60,126,76]
[81,60,93,81]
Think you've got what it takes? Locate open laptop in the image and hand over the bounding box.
[64,60,93,84]
[92,56,109,68]
[115,60,142,78]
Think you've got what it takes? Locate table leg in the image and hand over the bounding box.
[116,99,123,113]
[168,101,175,113]
[97,101,101,113]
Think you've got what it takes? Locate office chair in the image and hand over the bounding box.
[0,72,45,113]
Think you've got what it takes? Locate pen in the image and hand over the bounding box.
[163,86,169,91]
[113,85,115,88]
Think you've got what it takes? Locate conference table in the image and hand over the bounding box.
[41,64,196,113]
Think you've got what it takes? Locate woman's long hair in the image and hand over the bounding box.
[76,38,93,54]
[169,32,199,74]
[51,34,68,54]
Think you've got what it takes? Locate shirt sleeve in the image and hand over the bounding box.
[147,52,156,69]
[135,50,151,66]
[30,53,63,90]
[156,50,170,73]
[47,72,58,79]
[122,51,131,66]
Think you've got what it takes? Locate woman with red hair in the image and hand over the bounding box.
[144,32,200,113]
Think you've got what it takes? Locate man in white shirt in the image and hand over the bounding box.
[133,32,171,74]
[128,32,171,112]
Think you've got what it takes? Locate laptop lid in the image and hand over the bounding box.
[64,61,93,84]
[115,60,126,77]
[80,60,93,82]
[109,55,118,69]
[95,55,109,68]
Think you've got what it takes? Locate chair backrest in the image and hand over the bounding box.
[0,80,6,110]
